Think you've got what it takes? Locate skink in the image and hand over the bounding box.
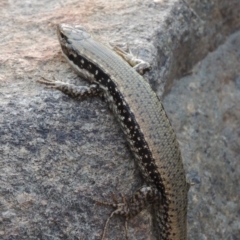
[38,24,188,240]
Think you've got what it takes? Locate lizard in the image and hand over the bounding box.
[38,24,189,240]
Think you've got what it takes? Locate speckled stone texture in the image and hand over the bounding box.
[0,0,239,239]
[164,31,240,240]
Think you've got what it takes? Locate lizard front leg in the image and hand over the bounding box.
[37,77,102,99]
[111,45,152,75]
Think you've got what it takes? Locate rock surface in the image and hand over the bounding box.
[164,31,240,240]
[0,0,239,239]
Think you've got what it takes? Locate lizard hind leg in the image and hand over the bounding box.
[95,187,161,240]
[95,193,130,240]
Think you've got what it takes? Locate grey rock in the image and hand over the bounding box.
[0,0,239,239]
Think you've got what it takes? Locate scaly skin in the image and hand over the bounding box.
[38,24,188,240]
